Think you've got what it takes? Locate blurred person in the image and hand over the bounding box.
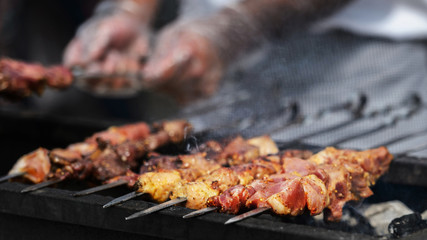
[3,0,426,122]
[63,0,351,103]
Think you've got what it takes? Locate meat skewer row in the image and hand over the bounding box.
[71,120,194,196]
[123,144,313,219]
[6,120,191,193]
[0,58,73,100]
[103,135,297,208]
[205,146,392,224]
[6,121,150,184]
[127,150,315,219]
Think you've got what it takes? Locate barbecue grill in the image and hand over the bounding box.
[2,7,427,237]
[1,88,427,240]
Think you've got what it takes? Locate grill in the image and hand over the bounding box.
[1,88,427,240]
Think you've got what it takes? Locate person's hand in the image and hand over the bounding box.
[63,0,158,94]
[142,21,225,103]
[63,13,150,70]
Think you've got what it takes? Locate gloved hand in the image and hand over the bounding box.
[142,7,265,103]
[63,0,156,72]
[142,21,222,103]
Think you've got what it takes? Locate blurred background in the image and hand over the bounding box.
[1,0,427,155]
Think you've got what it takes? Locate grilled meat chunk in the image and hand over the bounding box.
[9,148,51,183]
[0,58,72,99]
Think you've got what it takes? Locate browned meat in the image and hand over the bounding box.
[218,136,260,165]
[246,135,279,156]
[191,140,224,162]
[207,146,392,222]
[280,149,313,160]
[152,120,193,144]
[140,153,182,173]
[85,122,151,146]
[135,152,222,202]
[8,148,51,183]
[0,58,72,99]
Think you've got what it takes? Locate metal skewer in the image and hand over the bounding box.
[182,207,218,218]
[20,178,64,193]
[224,207,271,225]
[103,191,145,208]
[72,179,128,197]
[125,197,187,220]
[0,172,26,183]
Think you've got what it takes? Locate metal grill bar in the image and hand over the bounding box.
[287,94,421,144]
[371,128,427,149]
[395,143,427,157]
[330,104,421,146]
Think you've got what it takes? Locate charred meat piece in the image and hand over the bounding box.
[0,58,72,99]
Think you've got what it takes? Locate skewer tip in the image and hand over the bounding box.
[103,191,144,208]
[182,207,218,219]
[224,218,239,225]
[125,212,149,220]
[224,207,271,225]
[125,197,188,220]
[0,172,26,183]
[20,178,63,193]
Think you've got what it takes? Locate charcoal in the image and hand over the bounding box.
[388,212,427,238]
[361,200,413,236]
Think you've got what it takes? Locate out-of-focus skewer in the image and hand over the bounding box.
[72,179,128,197]
[125,197,187,220]
[20,178,64,193]
[224,207,271,225]
[0,172,26,183]
[103,191,145,208]
[182,207,218,219]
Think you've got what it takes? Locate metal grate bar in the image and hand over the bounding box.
[371,127,427,149]
[330,104,421,147]
[395,142,427,157]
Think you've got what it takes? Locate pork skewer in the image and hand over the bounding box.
[125,156,284,220]
[124,143,314,219]
[72,120,192,196]
[212,146,393,224]
[0,57,143,100]
[0,58,73,100]
[8,122,151,185]
[17,122,151,192]
[103,135,283,208]
[7,120,190,193]
[184,154,322,218]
